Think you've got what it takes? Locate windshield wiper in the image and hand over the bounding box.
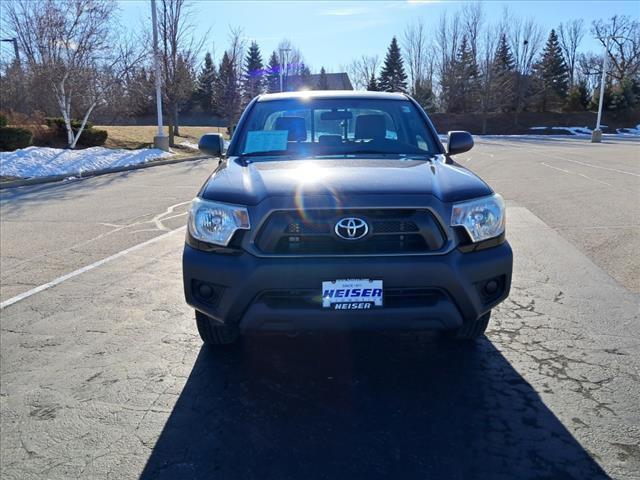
[315,151,434,159]
[239,151,288,157]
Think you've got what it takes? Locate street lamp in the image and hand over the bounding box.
[150,0,169,151]
[279,48,291,92]
[1,38,20,65]
[591,35,629,143]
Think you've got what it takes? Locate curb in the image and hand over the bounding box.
[0,154,210,190]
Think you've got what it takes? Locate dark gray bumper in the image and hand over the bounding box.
[183,242,513,332]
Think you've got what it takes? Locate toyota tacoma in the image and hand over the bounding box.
[183,91,512,345]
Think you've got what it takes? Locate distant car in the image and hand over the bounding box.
[183,91,512,345]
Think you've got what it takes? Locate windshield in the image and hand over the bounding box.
[232,98,440,159]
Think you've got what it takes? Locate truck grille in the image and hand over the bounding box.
[255,209,445,255]
[258,288,447,309]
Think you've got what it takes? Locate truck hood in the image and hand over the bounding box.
[200,156,492,205]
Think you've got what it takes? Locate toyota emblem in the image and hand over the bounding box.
[335,217,369,240]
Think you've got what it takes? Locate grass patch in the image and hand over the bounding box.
[96,125,227,152]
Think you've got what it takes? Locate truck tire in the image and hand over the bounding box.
[195,311,239,346]
[447,311,491,340]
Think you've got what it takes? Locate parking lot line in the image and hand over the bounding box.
[0,226,186,310]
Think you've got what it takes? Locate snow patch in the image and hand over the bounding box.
[529,126,596,135]
[0,146,173,179]
[617,124,640,135]
[180,141,199,150]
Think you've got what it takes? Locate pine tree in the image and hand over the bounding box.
[298,63,312,90]
[195,52,216,112]
[492,33,515,112]
[213,51,241,128]
[413,81,435,111]
[366,72,379,91]
[243,41,264,105]
[564,80,590,111]
[534,29,569,111]
[317,67,329,90]
[450,35,480,113]
[378,37,408,93]
[266,51,280,93]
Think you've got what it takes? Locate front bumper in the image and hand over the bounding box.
[183,242,512,332]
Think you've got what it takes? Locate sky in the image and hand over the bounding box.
[2,0,638,72]
[114,0,638,72]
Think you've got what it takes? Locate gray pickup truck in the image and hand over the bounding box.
[183,91,512,346]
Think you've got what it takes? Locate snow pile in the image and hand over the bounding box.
[530,126,595,135]
[0,146,173,179]
[180,141,199,150]
[530,125,640,136]
[617,124,640,135]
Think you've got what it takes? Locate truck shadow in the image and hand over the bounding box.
[140,333,608,480]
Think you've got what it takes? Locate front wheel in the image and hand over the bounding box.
[195,311,239,346]
[445,311,491,340]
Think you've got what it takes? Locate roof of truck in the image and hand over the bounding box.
[256,90,409,102]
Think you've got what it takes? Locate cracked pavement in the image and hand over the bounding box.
[1,138,639,479]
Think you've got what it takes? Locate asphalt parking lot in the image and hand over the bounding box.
[1,136,639,479]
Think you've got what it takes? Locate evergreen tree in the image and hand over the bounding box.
[366,72,379,91]
[213,51,241,128]
[298,63,312,90]
[413,81,435,111]
[243,41,264,105]
[609,78,638,111]
[492,33,515,112]
[534,29,569,111]
[378,37,408,93]
[317,67,329,90]
[450,35,480,113]
[493,34,515,72]
[266,51,280,93]
[564,80,590,111]
[195,52,216,112]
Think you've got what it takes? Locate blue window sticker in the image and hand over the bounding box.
[244,130,288,153]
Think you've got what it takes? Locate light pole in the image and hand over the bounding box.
[279,48,291,92]
[591,35,629,143]
[150,0,169,151]
[1,38,20,65]
[591,37,610,143]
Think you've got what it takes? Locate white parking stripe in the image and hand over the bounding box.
[541,162,615,187]
[552,157,640,177]
[0,226,185,310]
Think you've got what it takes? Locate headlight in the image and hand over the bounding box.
[451,194,505,243]
[188,198,250,246]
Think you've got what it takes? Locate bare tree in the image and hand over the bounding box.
[558,19,585,87]
[477,23,503,133]
[212,27,245,128]
[462,2,484,64]
[506,12,543,123]
[435,10,462,112]
[5,0,139,148]
[157,0,202,144]
[227,26,246,76]
[403,22,428,95]
[592,15,640,82]
[344,55,379,90]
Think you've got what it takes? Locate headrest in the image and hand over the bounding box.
[275,116,307,141]
[355,114,386,140]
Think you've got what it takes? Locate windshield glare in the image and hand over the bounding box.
[233,98,440,158]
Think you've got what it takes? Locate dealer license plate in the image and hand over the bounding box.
[321,279,383,310]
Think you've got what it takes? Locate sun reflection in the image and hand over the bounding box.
[290,162,343,223]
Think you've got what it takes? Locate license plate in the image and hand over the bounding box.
[321,279,383,309]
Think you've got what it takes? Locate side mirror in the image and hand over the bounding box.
[198,133,225,157]
[447,131,474,155]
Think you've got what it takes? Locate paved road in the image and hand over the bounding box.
[1,137,639,479]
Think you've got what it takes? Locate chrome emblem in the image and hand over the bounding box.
[335,217,369,240]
